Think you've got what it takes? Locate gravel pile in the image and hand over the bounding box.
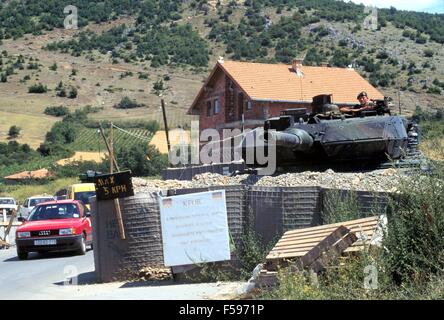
[254,169,402,192]
[132,177,191,193]
[133,168,404,193]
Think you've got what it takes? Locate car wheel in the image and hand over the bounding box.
[17,247,28,260]
[77,234,87,256]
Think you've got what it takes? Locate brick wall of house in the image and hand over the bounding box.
[195,69,354,134]
[248,101,312,120]
[197,69,226,133]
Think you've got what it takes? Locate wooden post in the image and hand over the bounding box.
[99,124,120,171]
[2,209,6,224]
[110,123,114,174]
[161,99,171,153]
[3,207,17,243]
[109,123,126,240]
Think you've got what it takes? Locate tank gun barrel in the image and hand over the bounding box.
[265,129,313,152]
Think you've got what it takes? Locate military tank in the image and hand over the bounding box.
[240,94,424,172]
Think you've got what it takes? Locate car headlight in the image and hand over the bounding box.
[17,231,31,238]
[59,228,75,235]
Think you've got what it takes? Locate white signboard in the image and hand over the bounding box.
[159,190,231,267]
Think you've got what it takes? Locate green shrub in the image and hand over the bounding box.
[28,83,47,93]
[114,96,143,109]
[424,49,434,57]
[144,120,160,134]
[384,167,444,284]
[68,86,78,99]
[44,106,70,117]
[8,125,21,138]
[427,86,441,94]
[238,229,275,280]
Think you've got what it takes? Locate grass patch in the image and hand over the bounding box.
[0,111,58,149]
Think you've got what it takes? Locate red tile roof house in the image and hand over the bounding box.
[187,59,384,135]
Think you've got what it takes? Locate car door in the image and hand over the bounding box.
[79,203,93,242]
[20,199,29,218]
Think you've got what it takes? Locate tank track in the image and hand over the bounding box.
[378,123,430,171]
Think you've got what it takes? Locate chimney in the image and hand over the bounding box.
[320,62,329,67]
[292,58,303,71]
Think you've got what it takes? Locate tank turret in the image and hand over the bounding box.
[241,95,419,170]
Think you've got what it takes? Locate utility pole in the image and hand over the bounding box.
[161,99,171,154]
[398,88,402,115]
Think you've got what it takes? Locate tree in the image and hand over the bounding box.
[8,125,21,139]
[153,79,165,95]
[115,143,168,176]
[49,62,57,71]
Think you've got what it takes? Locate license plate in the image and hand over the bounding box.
[34,239,57,246]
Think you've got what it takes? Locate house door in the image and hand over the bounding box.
[238,92,244,121]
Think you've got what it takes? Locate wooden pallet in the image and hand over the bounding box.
[267,216,383,262]
[257,225,359,287]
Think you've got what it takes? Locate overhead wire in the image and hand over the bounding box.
[111,124,152,142]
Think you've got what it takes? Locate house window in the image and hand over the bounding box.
[214,98,219,114]
[246,100,252,110]
[206,101,212,117]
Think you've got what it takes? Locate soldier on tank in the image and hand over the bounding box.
[340,91,375,115]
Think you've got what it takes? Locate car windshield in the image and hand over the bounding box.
[74,191,96,205]
[29,198,53,207]
[28,204,80,221]
[0,199,14,204]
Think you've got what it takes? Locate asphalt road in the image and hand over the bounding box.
[0,247,96,299]
[0,247,244,300]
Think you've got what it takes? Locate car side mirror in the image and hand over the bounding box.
[18,217,26,222]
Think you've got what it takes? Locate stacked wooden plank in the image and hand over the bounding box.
[267,216,383,262]
[256,215,385,288]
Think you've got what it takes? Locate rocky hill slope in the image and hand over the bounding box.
[0,0,442,147]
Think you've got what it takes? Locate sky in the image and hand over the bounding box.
[348,0,444,13]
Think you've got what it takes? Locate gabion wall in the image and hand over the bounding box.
[93,186,391,282]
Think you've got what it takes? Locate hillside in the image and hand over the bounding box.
[0,0,443,148]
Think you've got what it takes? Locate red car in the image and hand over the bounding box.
[15,200,93,260]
